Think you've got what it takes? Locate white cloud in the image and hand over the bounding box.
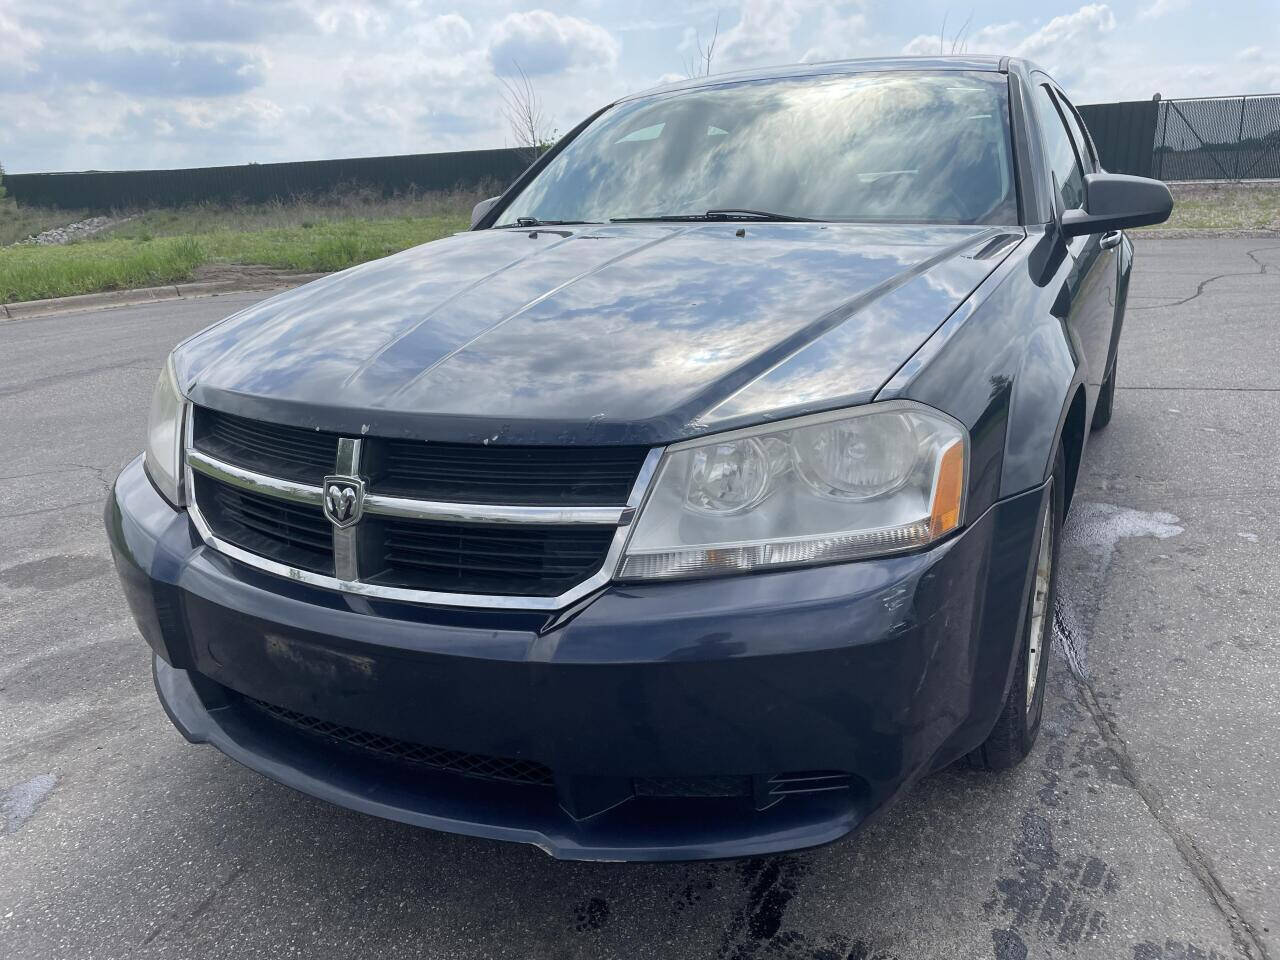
[902,20,1021,57]
[135,0,312,43]
[717,0,817,70]
[0,0,1275,175]
[799,6,871,63]
[21,43,267,97]
[1012,4,1116,62]
[902,4,1117,92]
[0,6,42,82]
[311,3,393,38]
[487,10,618,77]
[416,13,473,49]
[1137,0,1184,20]
[900,34,937,56]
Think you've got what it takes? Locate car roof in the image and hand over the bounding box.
[621,55,1026,103]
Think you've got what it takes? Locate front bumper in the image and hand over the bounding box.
[108,454,1046,861]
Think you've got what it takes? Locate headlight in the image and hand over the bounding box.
[143,355,189,507]
[619,402,967,580]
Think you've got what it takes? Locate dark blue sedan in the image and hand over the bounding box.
[106,55,1172,860]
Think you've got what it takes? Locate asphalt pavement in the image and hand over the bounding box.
[2,237,1278,960]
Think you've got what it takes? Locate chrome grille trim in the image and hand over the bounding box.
[188,449,633,526]
[188,449,324,506]
[330,438,364,581]
[184,413,664,610]
[364,493,629,526]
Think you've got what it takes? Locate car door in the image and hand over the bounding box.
[1031,77,1117,407]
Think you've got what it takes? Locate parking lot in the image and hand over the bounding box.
[2,237,1277,959]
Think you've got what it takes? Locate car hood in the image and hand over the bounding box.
[178,222,1019,445]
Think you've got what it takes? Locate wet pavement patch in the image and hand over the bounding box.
[716,857,808,959]
[573,897,610,932]
[0,554,108,590]
[1055,503,1184,678]
[992,928,1029,960]
[2,774,57,834]
[984,811,1116,947]
[1132,940,1232,960]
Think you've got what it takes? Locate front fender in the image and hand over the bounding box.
[1001,316,1082,496]
[880,228,1084,510]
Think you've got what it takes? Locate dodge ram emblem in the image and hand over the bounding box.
[322,475,365,528]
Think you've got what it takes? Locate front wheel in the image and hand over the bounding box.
[967,446,1065,770]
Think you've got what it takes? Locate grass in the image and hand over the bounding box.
[1141,181,1280,232]
[0,186,480,304]
[0,199,95,246]
[0,236,208,302]
[4,179,1276,304]
[106,185,484,239]
[1157,181,1274,231]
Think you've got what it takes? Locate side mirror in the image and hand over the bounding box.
[1061,173,1173,237]
[470,197,500,229]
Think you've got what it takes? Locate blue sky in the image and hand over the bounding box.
[1,0,1276,173]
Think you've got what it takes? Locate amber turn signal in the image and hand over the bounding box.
[929,439,965,539]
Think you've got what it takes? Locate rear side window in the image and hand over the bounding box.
[1033,82,1086,211]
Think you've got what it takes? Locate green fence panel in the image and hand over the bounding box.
[1077,100,1160,177]
[5,148,530,209]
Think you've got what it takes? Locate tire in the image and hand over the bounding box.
[967,446,1065,771]
[1091,355,1116,430]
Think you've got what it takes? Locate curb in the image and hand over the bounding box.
[0,274,328,321]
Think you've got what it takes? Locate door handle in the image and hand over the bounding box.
[1100,231,1122,249]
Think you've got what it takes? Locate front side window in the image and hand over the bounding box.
[1033,82,1086,211]
[497,71,1018,226]
[1055,91,1098,173]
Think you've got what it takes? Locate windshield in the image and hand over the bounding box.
[496,71,1018,227]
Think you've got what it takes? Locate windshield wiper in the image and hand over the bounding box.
[706,208,815,222]
[611,209,815,223]
[499,217,603,228]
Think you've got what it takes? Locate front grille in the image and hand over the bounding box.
[370,518,616,596]
[194,407,339,485]
[241,694,848,806]
[187,403,651,603]
[379,439,650,505]
[195,407,648,507]
[195,474,334,574]
[244,696,554,787]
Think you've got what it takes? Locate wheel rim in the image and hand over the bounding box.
[1026,484,1054,713]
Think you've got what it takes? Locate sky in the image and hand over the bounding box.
[1,0,1277,173]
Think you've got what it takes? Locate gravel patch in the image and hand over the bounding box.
[14,216,132,246]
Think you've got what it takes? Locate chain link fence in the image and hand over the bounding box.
[1153,94,1280,181]
[1062,93,1279,181]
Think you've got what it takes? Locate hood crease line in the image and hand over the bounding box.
[377,225,699,407]
[338,230,582,391]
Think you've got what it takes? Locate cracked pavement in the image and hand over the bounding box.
[1,238,1277,959]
